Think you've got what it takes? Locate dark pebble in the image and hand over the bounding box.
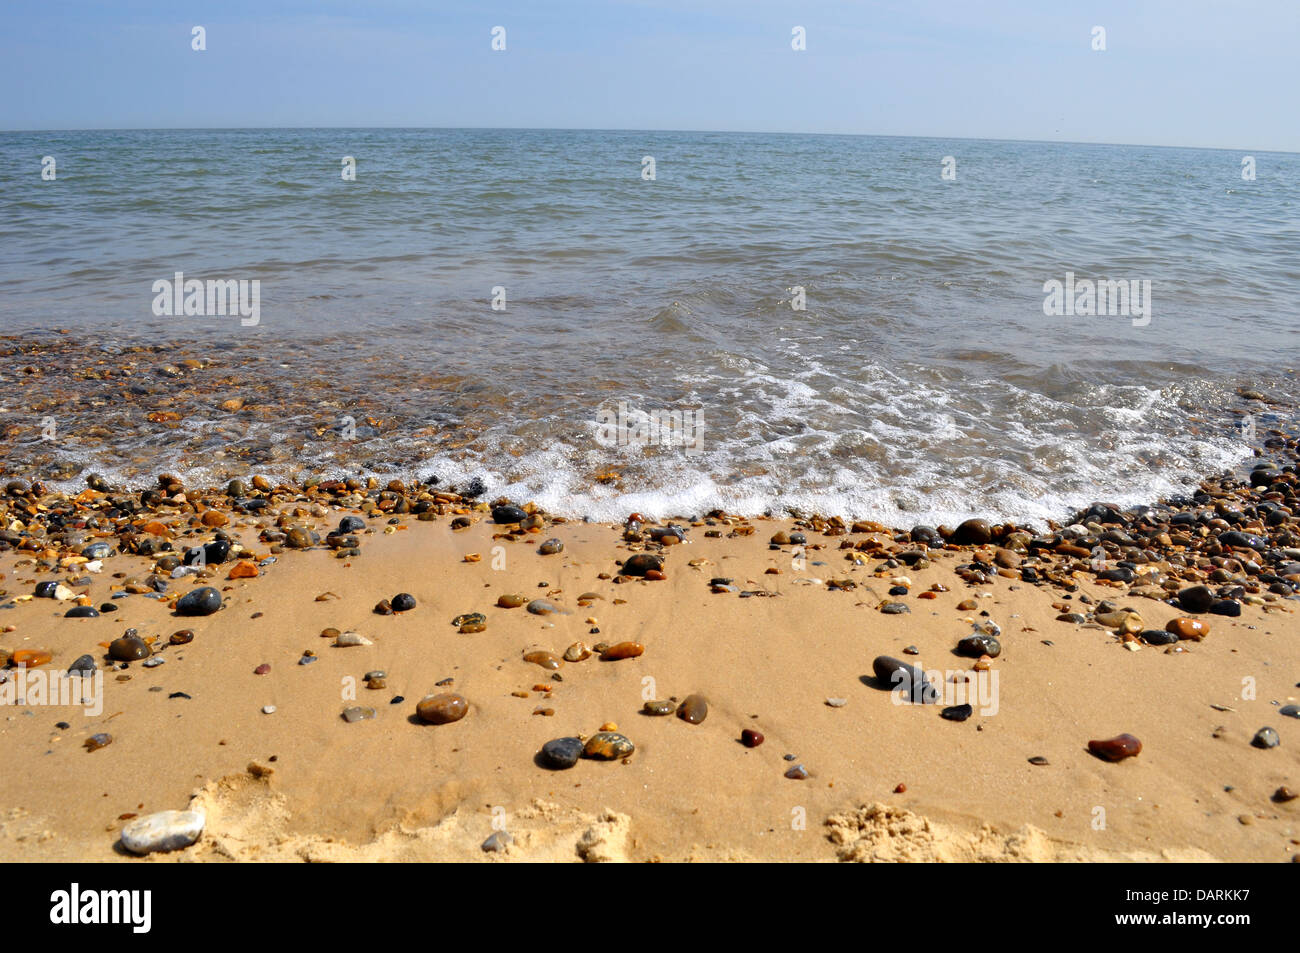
[176,586,222,616]
[539,736,584,769]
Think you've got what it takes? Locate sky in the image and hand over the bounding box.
[2,0,1297,151]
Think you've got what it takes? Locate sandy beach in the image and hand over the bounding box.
[1,469,1298,863]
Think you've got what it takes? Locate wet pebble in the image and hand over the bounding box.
[600,641,644,661]
[341,706,376,723]
[957,634,1001,659]
[416,693,468,725]
[523,650,562,670]
[538,538,564,555]
[176,586,222,616]
[390,593,416,612]
[583,731,634,760]
[1088,733,1142,762]
[941,704,973,722]
[677,694,708,724]
[540,736,584,769]
[109,635,150,661]
[741,729,764,747]
[1252,727,1280,749]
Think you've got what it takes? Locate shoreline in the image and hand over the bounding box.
[0,447,1298,862]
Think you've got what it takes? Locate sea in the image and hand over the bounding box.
[1,128,1297,525]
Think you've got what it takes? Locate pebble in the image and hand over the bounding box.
[1177,585,1215,613]
[262,705,276,714]
[335,631,373,647]
[564,642,591,662]
[784,764,810,780]
[109,635,151,661]
[1252,727,1280,749]
[492,504,527,524]
[1028,756,1050,766]
[481,831,513,853]
[952,519,993,545]
[642,700,676,716]
[600,641,644,661]
[1087,733,1142,762]
[538,538,564,555]
[1139,629,1179,645]
[880,602,909,614]
[68,654,96,675]
[497,593,527,608]
[872,656,938,704]
[526,599,560,615]
[621,554,664,577]
[84,732,112,752]
[338,516,365,533]
[176,586,222,616]
[120,809,205,855]
[341,706,376,723]
[825,697,847,708]
[941,704,973,722]
[741,729,764,747]
[583,731,634,760]
[956,635,1000,659]
[523,650,562,670]
[390,593,416,612]
[416,693,468,724]
[677,694,708,724]
[1166,618,1209,641]
[64,606,100,618]
[540,736,584,769]
[1280,705,1300,719]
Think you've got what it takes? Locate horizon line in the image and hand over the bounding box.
[0,125,1292,157]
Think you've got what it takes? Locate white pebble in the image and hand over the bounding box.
[120,809,205,855]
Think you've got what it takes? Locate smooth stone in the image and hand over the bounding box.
[872,656,938,704]
[583,731,634,760]
[600,641,644,661]
[416,693,468,724]
[34,581,58,599]
[497,593,527,608]
[952,519,993,545]
[1088,733,1142,762]
[564,642,591,662]
[880,602,910,614]
[481,831,513,852]
[84,732,112,751]
[523,650,562,670]
[957,634,1001,658]
[109,635,150,661]
[1209,599,1242,617]
[941,704,973,721]
[1252,727,1280,749]
[784,764,810,780]
[183,539,230,566]
[539,736,584,769]
[82,542,112,559]
[526,599,559,615]
[677,694,708,724]
[642,700,676,716]
[621,554,664,577]
[825,697,848,708]
[492,505,528,524]
[64,605,100,618]
[338,516,365,533]
[390,593,416,612]
[335,631,372,647]
[1280,705,1300,719]
[285,527,314,549]
[741,729,764,747]
[453,612,486,627]
[539,538,564,555]
[68,654,97,675]
[176,586,222,616]
[341,706,376,723]
[120,809,205,855]
[1177,585,1215,613]
[1139,629,1179,646]
[1166,617,1210,641]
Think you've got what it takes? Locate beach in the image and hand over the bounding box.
[1,458,1298,863]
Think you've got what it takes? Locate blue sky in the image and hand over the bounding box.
[2,0,1297,151]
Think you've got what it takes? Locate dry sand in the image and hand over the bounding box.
[1,512,1297,862]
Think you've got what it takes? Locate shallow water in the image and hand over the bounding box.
[1,129,1297,522]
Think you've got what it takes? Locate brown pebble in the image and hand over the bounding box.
[169,630,194,645]
[1165,617,1210,641]
[600,641,644,661]
[523,650,562,670]
[1087,733,1142,762]
[416,693,468,725]
[677,694,708,725]
[741,729,764,747]
[894,783,907,794]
